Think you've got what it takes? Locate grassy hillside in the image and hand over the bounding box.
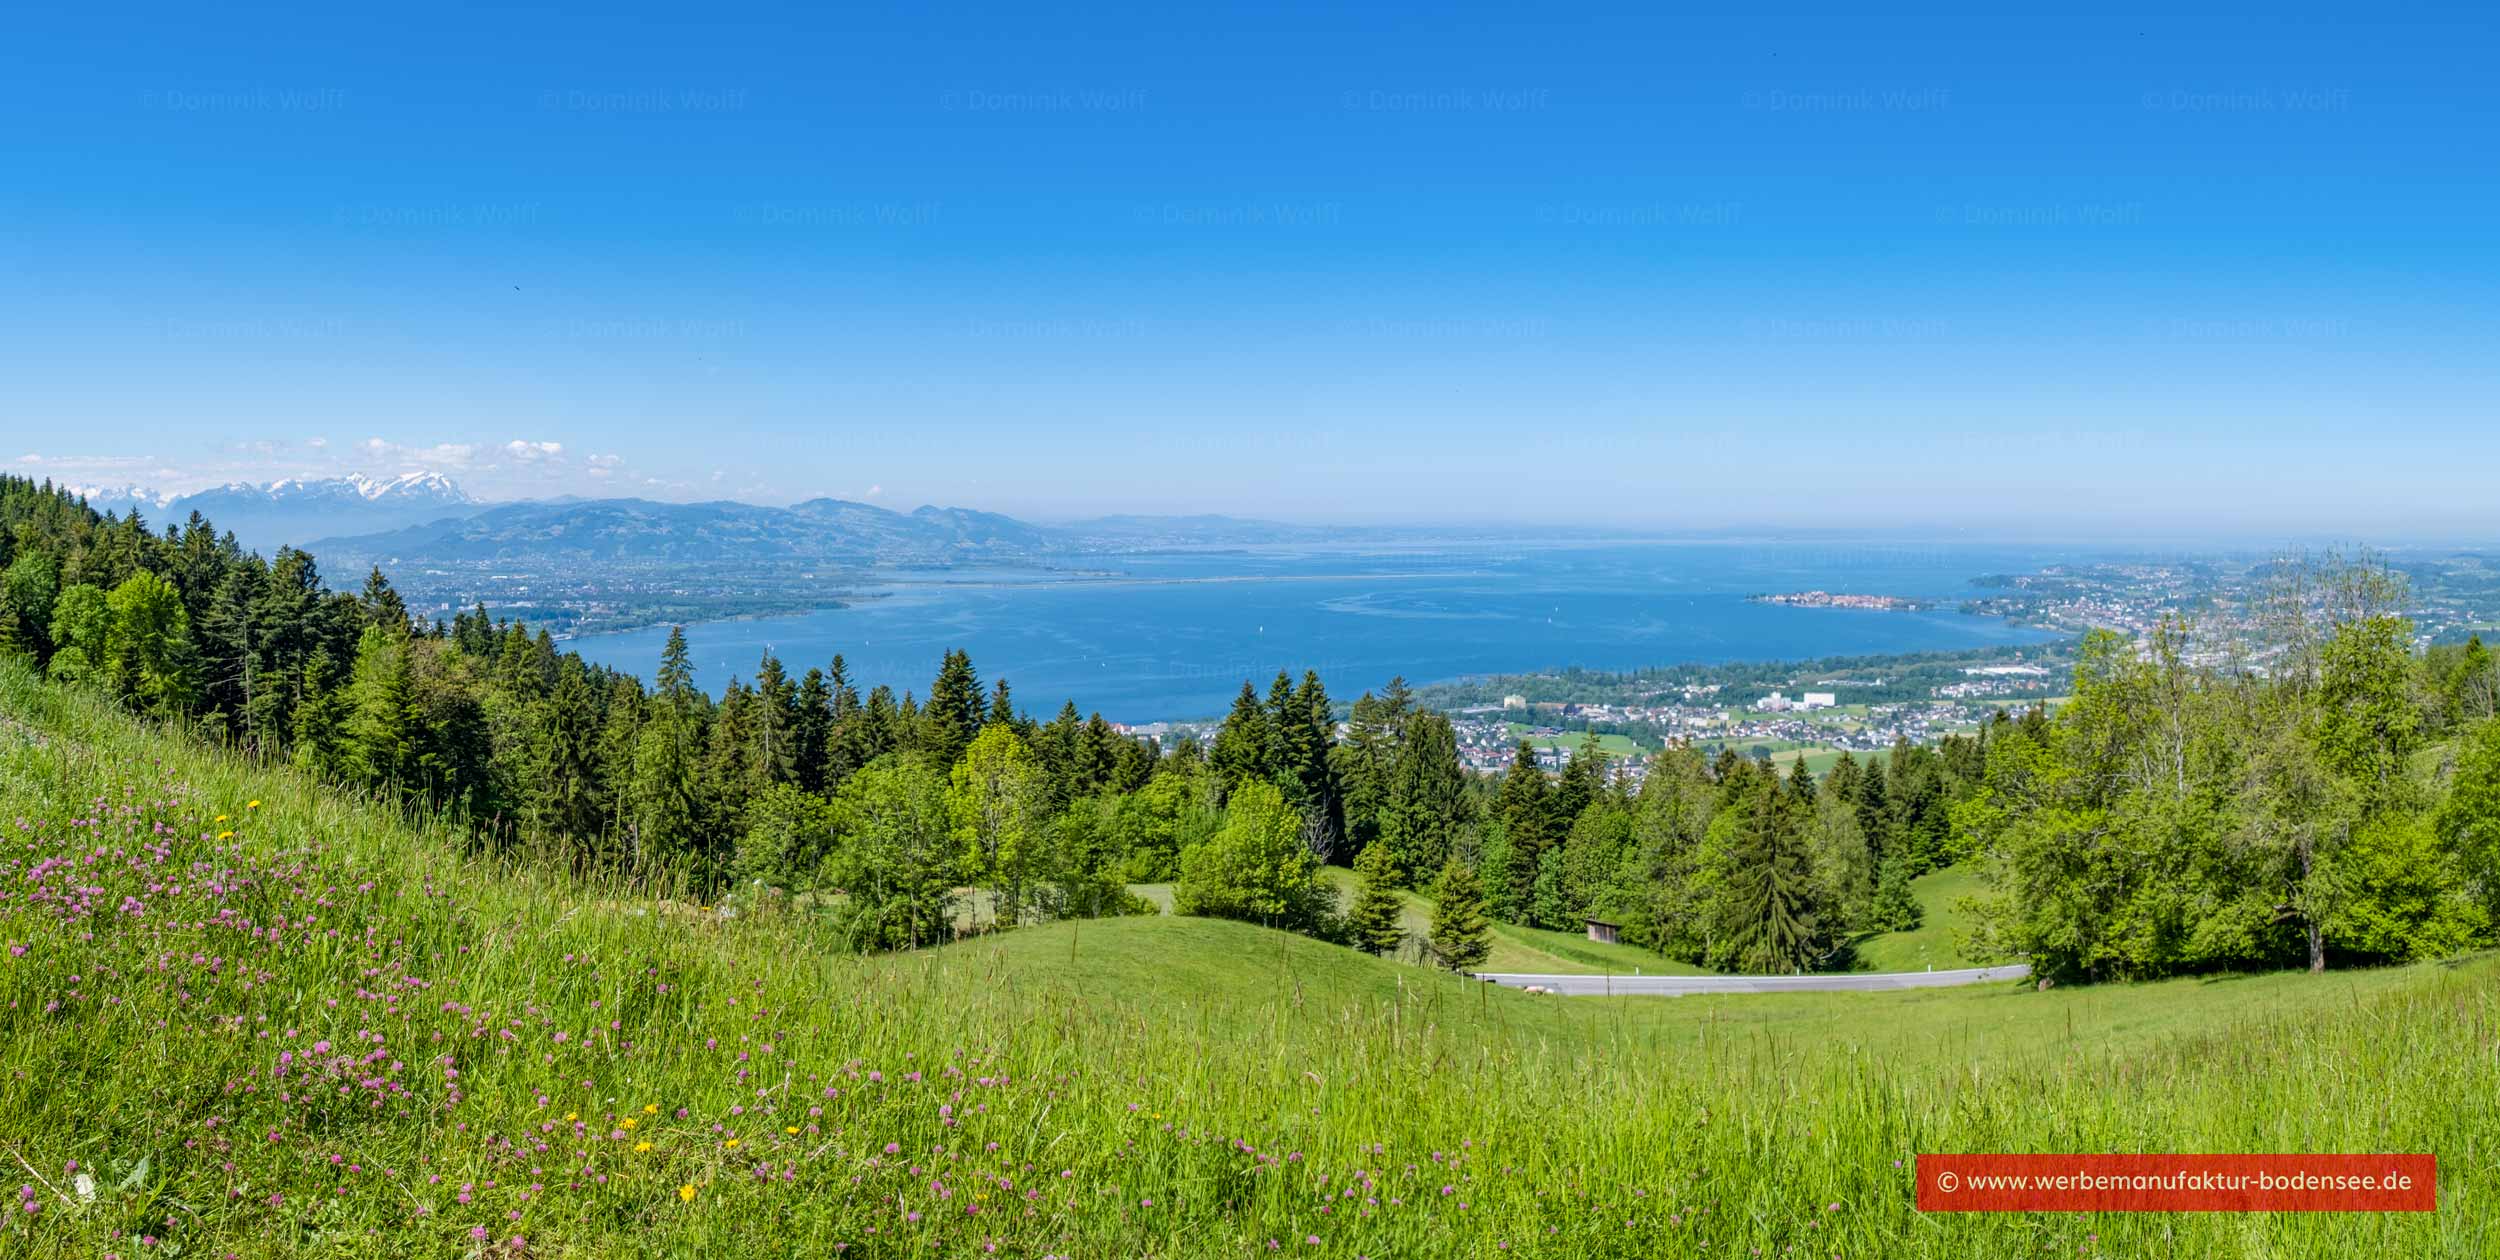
[1849,864,1993,972]
[3,664,2495,1257]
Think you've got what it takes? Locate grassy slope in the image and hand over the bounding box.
[3,665,2495,1258]
[1849,864,1991,972]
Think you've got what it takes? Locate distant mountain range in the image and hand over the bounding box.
[72,473,482,548]
[308,496,1331,570]
[68,473,1346,567]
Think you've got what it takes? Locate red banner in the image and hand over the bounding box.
[1917,1154,2436,1212]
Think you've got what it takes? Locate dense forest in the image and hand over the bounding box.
[3,473,2495,979]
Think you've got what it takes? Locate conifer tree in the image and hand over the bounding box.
[1347,836,1407,956]
[863,684,900,760]
[657,626,697,713]
[750,651,798,790]
[358,565,409,634]
[1855,750,1892,864]
[1427,859,1492,972]
[529,661,605,845]
[1380,710,1465,885]
[1711,774,1825,974]
[595,673,644,825]
[1078,713,1120,794]
[825,655,874,786]
[1208,681,1271,795]
[1263,669,1302,783]
[922,649,984,765]
[1331,688,1403,860]
[793,666,831,791]
[1492,740,1552,917]
[288,653,346,781]
[1555,732,1607,830]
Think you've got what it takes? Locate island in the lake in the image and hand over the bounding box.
[1750,590,1934,611]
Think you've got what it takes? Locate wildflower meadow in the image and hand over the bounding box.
[1,664,2493,1257]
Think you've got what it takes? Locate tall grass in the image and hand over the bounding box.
[1,664,2492,1257]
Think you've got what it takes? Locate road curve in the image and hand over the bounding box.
[1474,964,2031,996]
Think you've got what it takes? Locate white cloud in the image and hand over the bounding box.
[505,439,564,462]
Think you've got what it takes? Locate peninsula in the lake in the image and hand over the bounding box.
[1750,590,1935,611]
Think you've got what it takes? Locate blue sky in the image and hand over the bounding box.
[2,2,2493,535]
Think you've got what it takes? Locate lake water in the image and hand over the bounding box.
[567,540,2081,721]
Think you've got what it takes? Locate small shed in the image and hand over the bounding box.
[1584,918,1620,944]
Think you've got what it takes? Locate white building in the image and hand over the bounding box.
[1800,692,1838,709]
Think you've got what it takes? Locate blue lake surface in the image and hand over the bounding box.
[567,541,2082,721]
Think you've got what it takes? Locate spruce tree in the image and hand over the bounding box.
[1427,859,1492,972]
[1712,774,1824,974]
[657,626,697,714]
[750,651,798,790]
[793,667,831,791]
[922,649,984,766]
[1288,671,1346,861]
[1347,837,1407,956]
[1207,681,1270,795]
[1380,710,1465,885]
[1855,751,1892,864]
[529,662,605,844]
[825,655,873,785]
[863,685,900,760]
[1492,740,1551,917]
[1555,732,1606,829]
[1078,713,1120,794]
[1263,669,1302,783]
[1332,689,1400,860]
[358,565,409,634]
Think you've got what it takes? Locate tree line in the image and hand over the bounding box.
[4,476,2494,979]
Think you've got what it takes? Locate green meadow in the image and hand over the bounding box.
[3,665,2495,1257]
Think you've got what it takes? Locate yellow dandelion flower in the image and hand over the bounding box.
[784,1126,799,1135]
[644,1104,659,1114]
[679,1184,697,1202]
[565,1112,578,1122]
[635,1141,653,1153]
[247,800,261,809]
[218,831,234,840]
[723,1138,739,1149]
[215,814,229,822]
[621,1118,638,1130]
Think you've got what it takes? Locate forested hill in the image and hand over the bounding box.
[4,472,2498,986]
[306,496,1333,569]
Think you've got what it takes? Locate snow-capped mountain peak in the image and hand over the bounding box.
[349,470,471,502]
[65,483,178,509]
[59,473,483,547]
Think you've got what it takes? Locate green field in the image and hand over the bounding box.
[1503,724,1648,757]
[1849,864,1994,972]
[4,665,2495,1257]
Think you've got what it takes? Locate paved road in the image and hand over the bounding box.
[1474,964,2031,996]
